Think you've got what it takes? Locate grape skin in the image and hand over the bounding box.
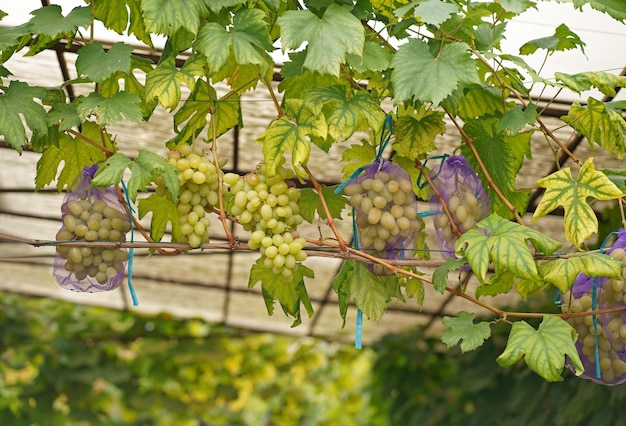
[57,198,130,286]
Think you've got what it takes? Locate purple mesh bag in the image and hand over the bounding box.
[562,229,626,385]
[430,155,489,259]
[53,165,129,292]
[343,158,420,275]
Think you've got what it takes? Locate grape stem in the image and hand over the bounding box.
[414,159,463,236]
[303,166,348,253]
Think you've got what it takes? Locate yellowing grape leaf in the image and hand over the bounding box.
[91,150,179,202]
[349,261,402,321]
[0,81,48,152]
[556,71,626,97]
[299,185,346,222]
[538,252,622,293]
[533,158,624,249]
[475,270,516,298]
[561,98,626,159]
[340,140,376,180]
[140,0,205,36]
[394,105,446,159]
[441,311,491,353]
[391,39,479,106]
[35,129,107,190]
[258,99,327,178]
[75,42,133,83]
[193,9,273,74]
[457,214,562,283]
[249,258,315,327]
[137,194,180,242]
[145,57,203,110]
[304,85,385,140]
[497,316,584,382]
[277,4,364,76]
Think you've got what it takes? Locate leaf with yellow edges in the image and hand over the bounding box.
[533,158,624,249]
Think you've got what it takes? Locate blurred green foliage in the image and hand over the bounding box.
[0,292,377,425]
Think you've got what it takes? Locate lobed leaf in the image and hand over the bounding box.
[77,91,143,126]
[0,81,48,152]
[519,24,585,55]
[299,185,347,223]
[137,194,180,242]
[29,5,92,37]
[432,257,466,294]
[140,0,205,36]
[76,42,133,83]
[497,316,584,382]
[441,311,491,353]
[394,105,446,160]
[533,158,624,249]
[539,252,623,293]
[349,262,401,321]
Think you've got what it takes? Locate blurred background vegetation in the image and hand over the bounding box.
[2,291,626,425]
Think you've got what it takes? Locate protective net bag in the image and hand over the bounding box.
[343,158,420,275]
[53,165,130,292]
[561,229,626,385]
[430,155,489,259]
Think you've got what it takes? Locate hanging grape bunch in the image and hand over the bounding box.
[225,162,306,282]
[430,155,489,259]
[562,229,626,385]
[159,145,225,248]
[343,159,420,274]
[54,165,130,292]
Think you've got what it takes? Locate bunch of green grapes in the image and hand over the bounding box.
[343,170,420,266]
[56,198,130,286]
[160,145,224,248]
[225,163,306,281]
[433,183,488,248]
[562,247,626,383]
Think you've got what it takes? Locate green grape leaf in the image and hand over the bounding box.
[346,40,392,73]
[332,259,356,327]
[391,39,479,106]
[47,103,81,131]
[475,270,516,298]
[600,167,626,191]
[299,185,347,223]
[29,5,93,37]
[562,98,626,159]
[278,51,346,101]
[441,311,491,353]
[394,105,446,159]
[539,252,623,293]
[461,116,532,219]
[497,316,584,382]
[258,99,327,178]
[432,257,466,294]
[92,150,179,202]
[278,4,364,76]
[457,85,504,120]
[0,23,31,53]
[35,125,107,190]
[500,0,536,13]
[533,158,624,249]
[137,194,180,242]
[474,22,506,52]
[304,86,384,140]
[93,0,128,34]
[249,258,315,327]
[0,81,48,152]
[519,24,585,55]
[140,0,205,36]
[408,0,459,26]
[349,261,401,321]
[497,104,538,136]
[458,214,562,282]
[556,71,626,97]
[573,0,626,21]
[204,0,248,13]
[145,57,202,109]
[194,9,273,74]
[340,140,376,180]
[402,275,425,307]
[77,91,143,125]
[75,42,133,83]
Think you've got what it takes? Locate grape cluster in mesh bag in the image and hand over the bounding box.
[54,165,130,292]
[562,229,626,385]
[343,159,420,275]
[430,155,489,259]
